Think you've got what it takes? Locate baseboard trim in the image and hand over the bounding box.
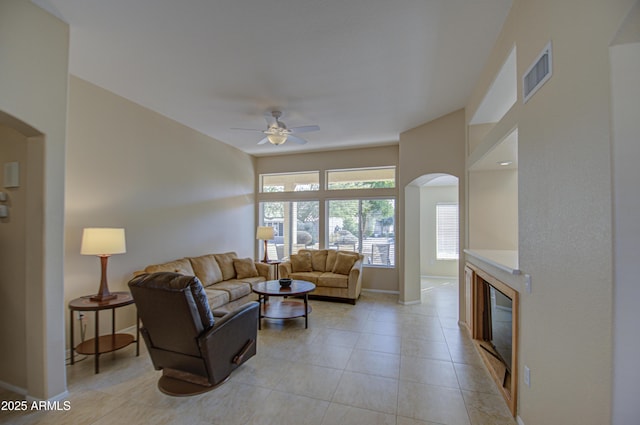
[0,379,27,396]
[398,299,421,306]
[26,390,69,403]
[361,288,400,295]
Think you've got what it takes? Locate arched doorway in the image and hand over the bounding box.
[402,173,463,320]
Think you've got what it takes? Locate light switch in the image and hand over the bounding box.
[0,205,8,218]
[0,192,6,202]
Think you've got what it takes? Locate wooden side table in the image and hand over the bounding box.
[68,291,139,373]
[265,260,282,279]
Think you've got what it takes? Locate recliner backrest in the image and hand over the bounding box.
[129,272,215,357]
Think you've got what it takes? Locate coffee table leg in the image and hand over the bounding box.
[304,294,309,329]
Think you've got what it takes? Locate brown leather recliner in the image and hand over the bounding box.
[128,272,259,396]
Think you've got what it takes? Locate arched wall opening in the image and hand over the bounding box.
[403,173,463,321]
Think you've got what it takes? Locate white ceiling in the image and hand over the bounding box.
[33,0,512,156]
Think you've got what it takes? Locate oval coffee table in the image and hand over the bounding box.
[252,280,316,329]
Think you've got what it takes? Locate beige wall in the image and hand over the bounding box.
[610,3,640,421]
[399,109,466,304]
[0,0,68,400]
[464,0,636,423]
[0,125,28,389]
[468,169,518,250]
[420,185,458,277]
[255,145,399,292]
[65,76,256,341]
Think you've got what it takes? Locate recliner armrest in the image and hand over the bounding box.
[198,301,259,384]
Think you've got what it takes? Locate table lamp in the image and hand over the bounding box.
[81,227,126,302]
[256,226,275,263]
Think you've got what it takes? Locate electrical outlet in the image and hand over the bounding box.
[524,274,532,294]
[524,365,531,387]
[78,312,85,321]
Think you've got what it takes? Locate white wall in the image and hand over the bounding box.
[420,185,458,277]
[610,13,640,423]
[464,0,636,423]
[0,0,68,400]
[65,76,256,341]
[468,169,518,250]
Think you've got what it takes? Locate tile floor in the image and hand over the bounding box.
[0,278,517,425]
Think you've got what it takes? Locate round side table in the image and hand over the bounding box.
[68,291,139,373]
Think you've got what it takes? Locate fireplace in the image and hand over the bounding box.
[465,263,519,416]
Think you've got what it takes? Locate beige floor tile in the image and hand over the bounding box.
[401,338,452,361]
[399,356,459,389]
[397,416,445,425]
[245,390,329,425]
[274,363,343,400]
[462,390,517,425]
[332,371,398,415]
[398,381,471,425]
[345,349,401,379]
[355,333,402,354]
[296,343,354,369]
[312,328,362,348]
[453,363,499,395]
[321,403,396,425]
[10,284,507,424]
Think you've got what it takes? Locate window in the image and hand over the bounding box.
[260,171,319,193]
[327,167,395,190]
[328,199,395,267]
[259,201,319,260]
[436,203,459,260]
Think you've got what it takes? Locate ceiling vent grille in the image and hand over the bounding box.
[523,41,552,103]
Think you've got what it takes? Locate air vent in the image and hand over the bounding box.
[523,41,552,103]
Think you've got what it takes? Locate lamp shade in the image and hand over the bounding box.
[256,226,275,240]
[81,228,127,255]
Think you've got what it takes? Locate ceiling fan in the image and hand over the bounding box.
[232,111,319,145]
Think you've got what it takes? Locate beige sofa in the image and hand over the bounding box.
[278,249,363,304]
[141,252,269,313]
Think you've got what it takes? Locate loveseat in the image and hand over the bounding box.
[141,252,269,313]
[278,249,363,304]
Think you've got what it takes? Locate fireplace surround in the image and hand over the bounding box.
[465,263,519,416]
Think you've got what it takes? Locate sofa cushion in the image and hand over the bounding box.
[145,258,195,276]
[210,280,252,301]
[236,276,267,285]
[332,252,359,275]
[203,288,230,310]
[310,250,328,272]
[289,271,323,284]
[291,252,313,272]
[318,272,349,289]
[214,252,238,280]
[188,254,223,287]
[233,257,259,279]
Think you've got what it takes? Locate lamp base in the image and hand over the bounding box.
[90,255,117,302]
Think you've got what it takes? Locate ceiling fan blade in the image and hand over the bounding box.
[289,125,320,133]
[286,135,308,145]
[231,127,266,132]
[257,137,270,145]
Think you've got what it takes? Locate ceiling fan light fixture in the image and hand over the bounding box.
[267,134,287,145]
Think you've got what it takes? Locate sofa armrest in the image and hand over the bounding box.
[347,258,363,300]
[255,262,272,280]
[279,262,292,278]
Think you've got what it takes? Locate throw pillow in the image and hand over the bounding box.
[214,252,238,280]
[233,258,259,279]
[310,250,328,272]
[332,252,358,275]
[290,252,313,272]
